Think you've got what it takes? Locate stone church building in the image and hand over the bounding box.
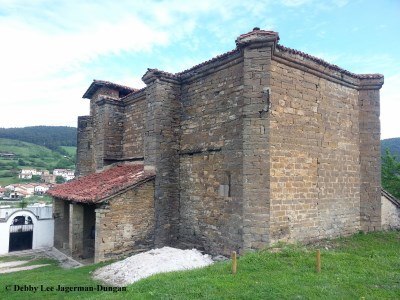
[49,28,384,263]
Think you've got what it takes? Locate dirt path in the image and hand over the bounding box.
[0,263,50,274]
[0,247,82,269]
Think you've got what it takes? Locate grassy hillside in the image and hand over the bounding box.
[0,231,398,299]
[0,126,77,151]
[0,138,76,185]
[381,137,400,159]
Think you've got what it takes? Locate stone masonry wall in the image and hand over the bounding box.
[269,58,361,243]
[76,116,94,177]
[91,88,121,170]
[381,195,400,230]
[122,96,146,159]
[98,100,124,161]
[94,180,155,263]
[179,58,244,255]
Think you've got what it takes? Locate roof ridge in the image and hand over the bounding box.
[276,44,383,79]
[92,79,138,92]
[176,48,241,77]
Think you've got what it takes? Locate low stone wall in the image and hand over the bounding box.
[94,180,155,262]
[381,195,400,230]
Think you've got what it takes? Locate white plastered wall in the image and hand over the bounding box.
[0,209,54,255]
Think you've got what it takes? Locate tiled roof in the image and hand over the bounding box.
[82,79,138,99]
[85,29,383,101]
[47,164,155,203]
[381,188,400,208]
[276,45,383,79]
[140,29,382,83]
[177,49,240,77]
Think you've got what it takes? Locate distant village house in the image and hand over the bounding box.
[53,169,75,181]
[17,168,75,182]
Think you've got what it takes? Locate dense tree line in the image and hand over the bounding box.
[381,138,400,160]
[0,126,77,152]
[382,149,400,199]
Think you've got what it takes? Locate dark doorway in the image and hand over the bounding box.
[82,205,96,261]
[9,215,34,252]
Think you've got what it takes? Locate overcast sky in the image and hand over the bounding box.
[0,0,399,139]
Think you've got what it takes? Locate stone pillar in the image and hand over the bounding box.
[358,77,384,231]
[236,28,279,249]
[94,207,110,263]
[69,203,84,257]
[76,116,94,177]
[142,69,181,247]
[53,198,70,250]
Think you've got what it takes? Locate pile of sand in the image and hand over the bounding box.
[92,247,214,286]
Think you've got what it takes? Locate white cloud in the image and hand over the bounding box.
[0,0,396,142]
[0,0,225,127]
[281,0,312,6]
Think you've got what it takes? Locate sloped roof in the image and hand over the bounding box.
[47,164,155,203]
[82,80,138,99]
[142,28,383,82]
[381,189,400,208]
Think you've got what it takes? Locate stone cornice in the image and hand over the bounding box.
[96,96,124,107]
[142,68,180,85]
[236,28,279,51]
[358,77,385,90]
[123,88,147,106]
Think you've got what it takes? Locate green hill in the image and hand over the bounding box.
[381,137,400,159]
[0,126,77,153]
[0,138,76,185]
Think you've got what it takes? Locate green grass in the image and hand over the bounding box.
[60,146,77,157]
[0,231,399,299]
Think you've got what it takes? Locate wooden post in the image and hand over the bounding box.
[231,251,237,275]
[316,249,321,273]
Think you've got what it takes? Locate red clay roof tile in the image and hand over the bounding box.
[47,164,155,203]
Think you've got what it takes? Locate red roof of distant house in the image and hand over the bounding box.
[47,164,155,203]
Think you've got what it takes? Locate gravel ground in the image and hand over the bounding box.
[92,247,214,286]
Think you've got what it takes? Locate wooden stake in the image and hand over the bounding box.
[231,251,237,275]
[316,249,321,273]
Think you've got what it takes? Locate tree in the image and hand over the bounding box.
[18,199,28,209]
[56,176,66,184]
[18,158,27,166]
[381,149,400,199]
[31,175,41,182]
